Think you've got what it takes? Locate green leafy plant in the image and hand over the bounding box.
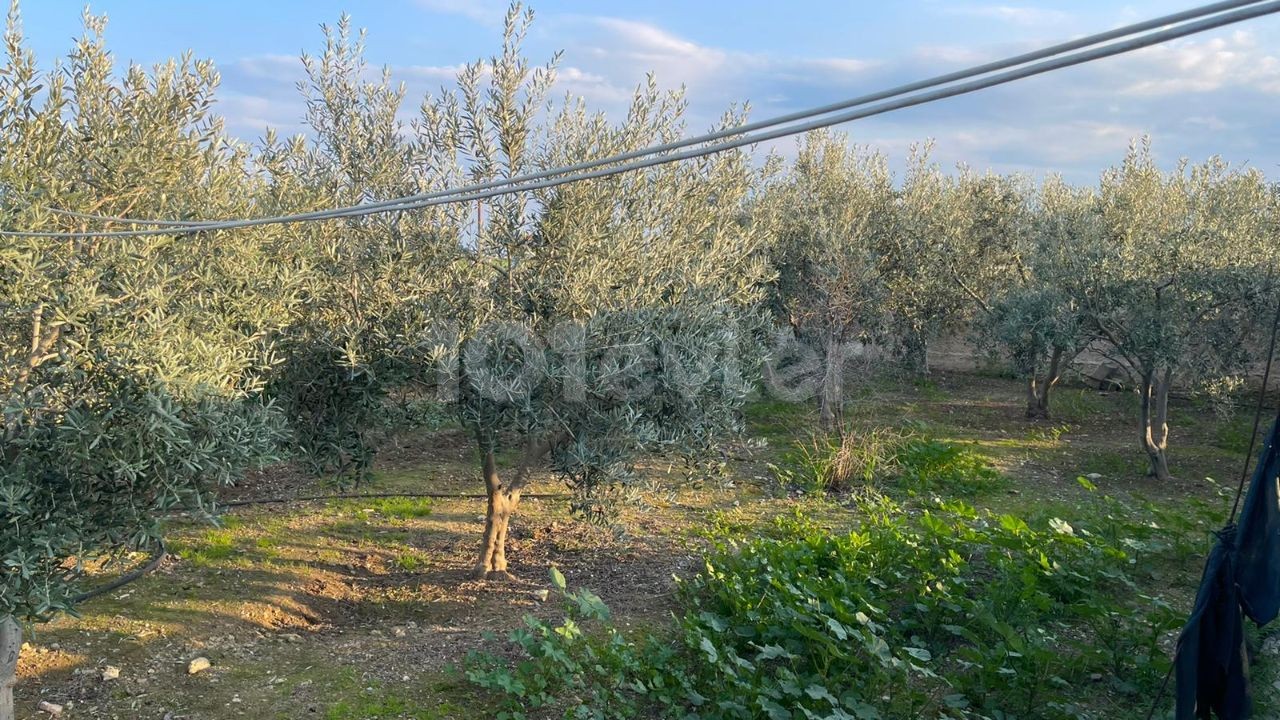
[468,492,1193,720]
[893,435,1006,495]
[466,568,686,720]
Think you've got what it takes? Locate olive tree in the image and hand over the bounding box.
[261,14,465,483]
[760,130,894,427]
[440,12,770,577]
[883,147,1023,374]
[0,7,291,713]
[976,177,1093,419]
[273,4,771,580]
[1062,140,1278,480]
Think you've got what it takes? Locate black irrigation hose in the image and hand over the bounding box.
[222,490,568,508]
[70,538,167,604]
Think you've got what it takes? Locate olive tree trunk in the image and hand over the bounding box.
[472,434,562,581]
[817,335,846,430]
[1025,347,1065,420]
[0,616,19,720]
[1139,367,1173,481]
[474,448,521,581]
[902,331,930,377]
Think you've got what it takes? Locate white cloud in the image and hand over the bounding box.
[912,45,997,65]
[1184,115,1229,131]
[800,58,879,76]
[1115,30,1280,96]
[399,64,470,83]
[219,92,307,138]
[553,15,877,122]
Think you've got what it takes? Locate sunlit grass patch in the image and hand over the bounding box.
[172,527,238,566]
[323,677,472,720]
[770,421,1006,498]
[368,496,434,519]
[894,435,1006,495]
[393,549,429,572]
[324,495,433,522]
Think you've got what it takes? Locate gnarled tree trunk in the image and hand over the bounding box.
[474,448,521,581]
[1025,347,1065,420]
[472,434,562,581]
[0,616,19,720]
[1139,367,1173,481]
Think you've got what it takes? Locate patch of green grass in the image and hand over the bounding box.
[325,687,465,720]
[894,435,1006,496]
[912,378,949,402]
[367,496,435,519]
[771,427,901,494]
[394,550,428,572]
[769,423,1006,499]
[1214,416,1256,454]
[1084,448,1150,479]
[325,695,422,720]
[744,398,811,441]
[1053,388,1116,424]
[1027,423,1070,446]
[172,527,238,566]
[325,496,433,521]
[249,534,282,562]
[323,518,375,541]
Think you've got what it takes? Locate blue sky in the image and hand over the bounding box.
[15,1,1280,183]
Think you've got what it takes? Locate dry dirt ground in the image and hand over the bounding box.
[12,372,1278,719]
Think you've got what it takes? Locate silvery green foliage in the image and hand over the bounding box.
[880,143,962,373]
[880,145,1027,374]
[523,75,771,499]
[0,5,290,620]
[937,166,1033,315]
[984,178,1093,369]
[443,8,769,510]
[459,308,754,520]
[1,359,282,620]
[270,3,771,531]
[261,14,469,480]
[764,131,893,334]
[761,133,1028,412]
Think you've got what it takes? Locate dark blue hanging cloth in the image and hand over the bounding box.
[1176,417,1280,719]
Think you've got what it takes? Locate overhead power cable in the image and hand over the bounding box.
[7,0,1279,239]
[32,0,1268,232]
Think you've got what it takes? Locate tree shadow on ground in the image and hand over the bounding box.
[15,489,693,719]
